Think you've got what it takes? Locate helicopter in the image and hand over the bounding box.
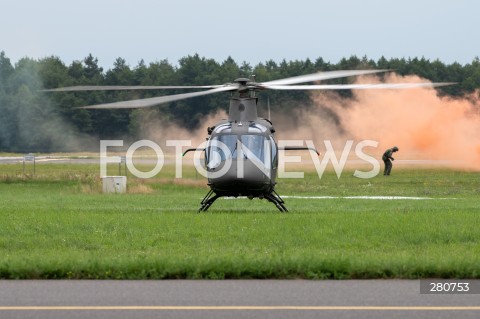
[44,69,453,212]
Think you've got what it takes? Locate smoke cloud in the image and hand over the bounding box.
[136,109,228,149]
[280,73,480,170]
[137,73,480,170]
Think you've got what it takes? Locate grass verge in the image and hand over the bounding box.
[0,163,479,279]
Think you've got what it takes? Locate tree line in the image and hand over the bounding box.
[0,51,479,152]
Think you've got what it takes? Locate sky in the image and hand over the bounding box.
[1,0,479,69]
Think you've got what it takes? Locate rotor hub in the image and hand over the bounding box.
[233,78,253,86]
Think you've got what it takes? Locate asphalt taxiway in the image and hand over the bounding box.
[0,280,478,319]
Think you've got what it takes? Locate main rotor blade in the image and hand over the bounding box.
[42,85,223,92]
[78,85,238,109]
[263,82,456,90]
[260,69,388,86]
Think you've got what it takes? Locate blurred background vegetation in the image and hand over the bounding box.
[1,51,479,152]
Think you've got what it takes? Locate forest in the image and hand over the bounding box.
[0,51,479,152]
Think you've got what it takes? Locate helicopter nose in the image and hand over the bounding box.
[208,159,272,193]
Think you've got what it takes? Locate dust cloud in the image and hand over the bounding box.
[136,109,228,149]
[0,64,98,153]
[137,73,480,170]
[284,73,480,170]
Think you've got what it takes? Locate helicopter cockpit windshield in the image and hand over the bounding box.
[207,135,237,168]
[207,134,273,170]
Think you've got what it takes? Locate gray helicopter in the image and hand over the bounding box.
[45,70,453,212]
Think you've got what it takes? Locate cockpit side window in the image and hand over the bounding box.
[270,136,278,169]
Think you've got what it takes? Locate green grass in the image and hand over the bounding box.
[0,162,479,279]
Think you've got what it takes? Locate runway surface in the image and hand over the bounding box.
[0,280,478,319]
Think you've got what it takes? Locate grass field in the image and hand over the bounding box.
[0,160,479,279]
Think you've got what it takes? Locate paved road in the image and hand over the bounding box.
[0,280,478,319]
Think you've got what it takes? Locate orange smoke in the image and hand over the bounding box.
[306,73,480,169]
[137,74,480,170]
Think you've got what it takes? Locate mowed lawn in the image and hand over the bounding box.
[0,162,479,279]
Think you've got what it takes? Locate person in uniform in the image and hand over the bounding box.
[382,146,399,176]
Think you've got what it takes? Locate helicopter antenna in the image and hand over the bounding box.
[251,75,257,98]
[268,96,271,121]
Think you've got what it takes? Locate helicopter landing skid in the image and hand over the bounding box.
[198,190,288,213]
[264,190,288,212]
[198,190,220,213]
